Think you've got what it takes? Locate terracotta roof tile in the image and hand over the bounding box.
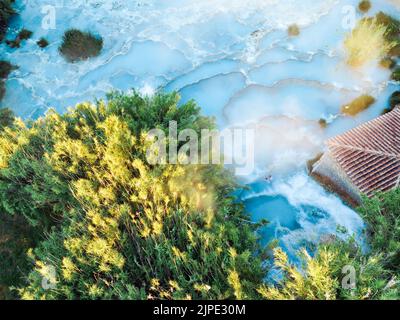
[326,108,400,197]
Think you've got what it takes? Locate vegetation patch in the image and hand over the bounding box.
[380,57,396,69]
[0,107,13,128]
[344,17,397,67]
[0,91,265,299]
[0,60,17,101]
[288,24,300,37]
[392,67,400,81]
[59,29,103,62]
[0,81,5,100]
[6,28,33,48]
[259,188,400,300]
[0,0,16,43]
[0,60,15,79]
[341,95,376,116]
[37,37,49,48]
[318,118,328,129]
[375,12,400,57]
[383,91,400,114]
[389,91,400,109]
[358,0,371,13]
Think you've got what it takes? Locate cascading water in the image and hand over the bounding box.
[2,0,399,261]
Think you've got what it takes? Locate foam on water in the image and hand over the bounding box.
[240,172,366,261]
[2,0,400,260]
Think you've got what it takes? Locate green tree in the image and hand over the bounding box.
[0,91,265,300]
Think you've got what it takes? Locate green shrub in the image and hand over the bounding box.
[375,12,400,57]
[288,24,300,36]
[37,37,49,48]
[0,61,16,101]
[0,81,5,101]
[18,28,32,40]
[6,28,33,48]
[0,91,265,299]
[389,91,400,110]
[259,189,400,300]
[380,57,396,69]
[0,211,37,300]
[318,118,328,128]
[0,60,15,79]
[0,107,13,128]
[358,189,400,273]
[341,95,376,116]
[59,29,103,62]
[344,17,397,67]
[392,67,400,81]
[0,0,16,42]
[358,0,371,13]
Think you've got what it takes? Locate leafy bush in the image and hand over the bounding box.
[259,189,400,300]
[18,28,32,40]
[0,0,16,42]
[288,24,300,37]
[392,67,400,81]
[358,0,371,13]
[389,91,400,109]
[0,211,38,300]
[341,95,376,116]
[375,12,400,57]
[0,107,13,128]
[358,189,400,273]
[0,82,5,100]
[0,60,15,79]
[0,61,16,101]
[37,37,49,48]
[344,17,396,67]
[0,91,265,299]
[318,118,327,128]
[59,29,103,62]
[258,247,339,300]
[380,57,396,69]
[6,28,33,48]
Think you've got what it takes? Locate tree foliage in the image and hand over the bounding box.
[344,17,397,67]
[59,29,103,63]
[0,0,16,42]
[259,189,400,300]
[0,91,265,299]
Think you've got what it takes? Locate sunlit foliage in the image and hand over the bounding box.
[259,189,400,300]
[344,17,396,67]
[0,91,265,299]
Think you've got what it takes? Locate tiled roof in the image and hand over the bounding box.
[326,108,400,197]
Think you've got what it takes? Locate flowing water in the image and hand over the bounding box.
[2,0,400,261]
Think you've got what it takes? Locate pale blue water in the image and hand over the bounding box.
[2,0,400,261]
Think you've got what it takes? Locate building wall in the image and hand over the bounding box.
[311,152,362,205]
